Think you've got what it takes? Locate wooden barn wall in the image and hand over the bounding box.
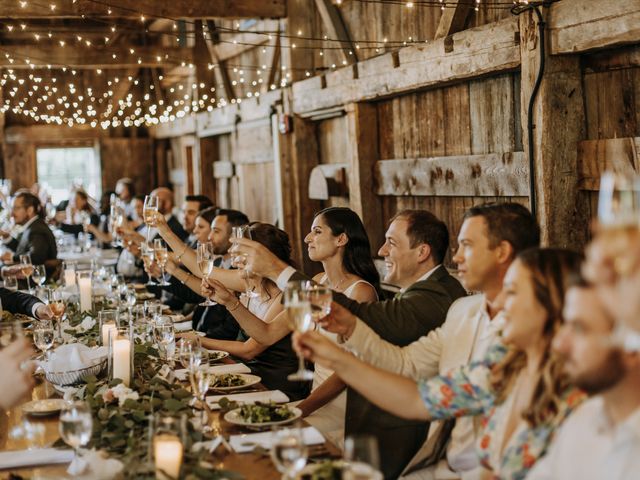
[376,73,528,263]
[317,115,350,209]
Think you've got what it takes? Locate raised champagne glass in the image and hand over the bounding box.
[153,238,170,286]
[285,281,315,381]
[143,195,159,242]
[196,242,216,306]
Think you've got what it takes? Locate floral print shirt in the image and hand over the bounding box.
[417,343,584,479]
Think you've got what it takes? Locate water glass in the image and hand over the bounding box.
[59,401,93,469]
[154,316,175,360]
[343,435,382,480]
[32,265,46,287]
[3,274,18,291]
[270,427,308,479]
[33,320,55,361]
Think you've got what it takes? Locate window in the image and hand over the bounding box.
[36,147,102,205]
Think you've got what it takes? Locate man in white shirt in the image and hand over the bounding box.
[320,203,540,479]
[526,283,640,479]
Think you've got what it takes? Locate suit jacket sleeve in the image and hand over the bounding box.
[13,230,51,265]
[345,318,442,379]
[0,287,40,316]
[5,237,18,252]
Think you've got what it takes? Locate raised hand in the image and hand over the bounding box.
[317,301,358,338]
[233,237,290,282]
[293,330,350,370]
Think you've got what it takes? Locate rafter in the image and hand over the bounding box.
[314,0,357,65]
[0,0,286,19]
[205,21,235,101]
[435,0,472,39]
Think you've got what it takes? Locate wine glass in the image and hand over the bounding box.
[32,265,46,289]
[3,274,18,292]
[230,226,258,299]
[178,337,202,370]
[59,401,93,470]
[284,281,315,381]
[50,289,66,343]
[124,286,137,322]
[112,209,126,248]
[188,354,211,433]
[270,426,308,479]
[33,319,55,361]
[305,283,332,323]
[19,254,33,294]
[140,241,157,286]
[343,435,382,480]
[143,195,159,242]
[153,316,175,360]
[153,239,170,287]
[196,242,216,306]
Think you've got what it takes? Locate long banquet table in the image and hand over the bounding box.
[0,357,339,479]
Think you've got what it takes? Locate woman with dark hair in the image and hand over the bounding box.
[180,222,310,401]
[295,248,586,479]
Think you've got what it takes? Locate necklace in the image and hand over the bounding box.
[326,274,349,291]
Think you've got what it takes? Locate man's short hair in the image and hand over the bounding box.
[463,202,540,255]
[215,209,249,228]
[116,178,135,196]
[390,210,449,264]
[186,195,214,212]
[15,191,42,216]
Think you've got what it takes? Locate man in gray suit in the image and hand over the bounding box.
[0,191,57,265]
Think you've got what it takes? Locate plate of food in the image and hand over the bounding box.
[211,373,261,391]
[205,349,229,362]
[224,402,301,428]
[22,398,68,417]
[296,461,382,480]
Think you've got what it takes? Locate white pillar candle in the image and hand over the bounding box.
[154,434,183,479]
[64,269,76,286]
[112,337,131,387]
[78,275,92,312]
[101,323,117,346]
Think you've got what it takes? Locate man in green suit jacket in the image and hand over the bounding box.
[236,210,466,478]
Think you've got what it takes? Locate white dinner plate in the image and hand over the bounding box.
[211,373,261,392]
[224,406,302,428]
[22,399,67,416]
[205,349,229,362]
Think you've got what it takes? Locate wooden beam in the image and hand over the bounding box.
[214,21,280,62]
[0,45,193,69]
[374,152,529,197]
[151,115,196,139]
[109,68,139,103]
[206,21,236,102]
[283,0,318,82]
[550,0,640,54]
[267,29,282,91]
[0,0,287,19]
[520,10,589,249]
[435,0,472,39]
[194,20,217,97]
[578,137,640,190]
[314,0,357,65]
[292,16,520,115]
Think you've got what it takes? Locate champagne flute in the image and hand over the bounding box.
[305,283,332,323]
[230,226,258,299]
[140,241,157,286]
[50,289,66,343]
[59,401,93,471]
[178,338,202,370]
[196,242,216,306]
[188,354,211,433]
[32,265,46,289]
[153,316,175,360]
[153,239,170,286]
[33,319,55,361]
[285,281,315,381]
[270,427,308,479]
[19,253,33,294]
[3,274,18,292]
[143,195,159,242]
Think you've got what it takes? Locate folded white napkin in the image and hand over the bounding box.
[230,426,325,453]
[67,449,124,479]
[68,316,96,333]
[174,320,193,332]
[44,343,108,372]
[0,448,74,469]
[206,390,289,410]
[174,362,251,381]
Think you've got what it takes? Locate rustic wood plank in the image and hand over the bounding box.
[283,0,318,83]
[374,152,529,197]
[0,45,193,69]
[0,0,286,19]
[151,115,196,139]
[309,163,349,200]
[292,16,520,115]
[549,0,640,54]
[520,10,589,248]
[314,0,357,65]
[443,83,472,156]
[578,137,640,190]
[469,74,516,154]
[234,124,274,164]
[435,0,472,39]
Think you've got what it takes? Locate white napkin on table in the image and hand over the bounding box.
[44,343,108,372]
[174,320,193,332]
[0,448,74,469]
[174,362,251,381]
[206,390,289,410]
[229,426,325,453]
[67,449,124,479]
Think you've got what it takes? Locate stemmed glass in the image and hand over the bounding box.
[3,274,18,292]
[19,253,33,294]
[285,281,315,381]
[140,241,156,286]
[153,239,170,287]
[143,195,159,242]
[33,319,55,361]
[270,426,308,479]
[343,435,382,480]
[178,337,202,370]
[59,401,93,473]
[111,208,126,248]
[230,225,258,299]
[188,351,212,433]
[124,286,137,322]
[154,316,175,360]
[305,283,332,324]
[32,265,46,290]
[196,242,216,306]
[50,289,66,343]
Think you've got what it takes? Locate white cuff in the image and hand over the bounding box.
[276,266,297,291]
[32,302,45,318]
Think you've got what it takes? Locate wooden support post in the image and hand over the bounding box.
[435,0,472,39]
[519,9,589,248]
[346,103,385,251]
[314,0,357,65]
[283,0,317,82]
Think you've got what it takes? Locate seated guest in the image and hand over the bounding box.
[58,189,100,236]
[181,195,213,246]
[0,338,36,410]
[139,187,188,242]
[86,190,116,248]
[0,191,57,265]
[1,286,54,319]
[295,248,585,480]
[115,177,136,219]
[526,282,640,479]
[233,210,465,478]
[180,223,310,401]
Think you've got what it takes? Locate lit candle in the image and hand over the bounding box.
[112,337,131,387]
[101,323,117,346]
[154,433,183,479]
[64,269,76,286]
[77,273,92,312]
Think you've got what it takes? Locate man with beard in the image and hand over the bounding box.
[526,283,640,479]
